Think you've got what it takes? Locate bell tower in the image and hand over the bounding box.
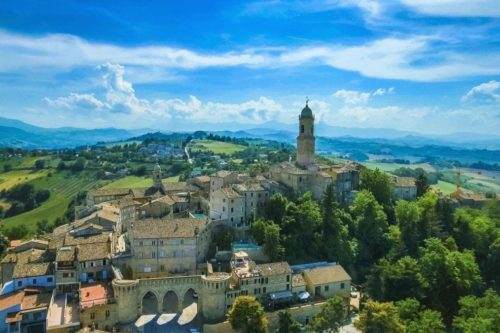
[296,100,315,168]
[152,161,164,190]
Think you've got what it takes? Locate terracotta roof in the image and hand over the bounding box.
[392,176,416,187]
[0,291,24,311]
[212,170,233,178]
[132,217,206,239]
[9,240,22,248]
[56,247,76,262]
[1,248,53,265]
[303,265,351,285]
[164,181,190,192]
[13,262,53,278]
[80,282,114,309]
[220,187,242,199]
[21,292,51,311]
[256,262,292,277]
[102,198,138,209]
[93,188,131,196]
[77,243,110,261]
[193,176,210,183]
[64,233,110,246]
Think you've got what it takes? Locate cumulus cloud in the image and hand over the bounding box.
[44,63,288,124]
[333,87,393,105]
[462,80,500,103]
[1,30,500,82]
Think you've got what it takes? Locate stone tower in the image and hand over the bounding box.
[152,162,163,190]
[296,101,315,168]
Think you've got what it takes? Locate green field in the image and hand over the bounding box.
[0,172,102,235]
[363,161,436,173]
[432,180,457,195]
[0,156,61,171]
[102,175,180,189]
[190,140,246,155]
[0,169,49,191]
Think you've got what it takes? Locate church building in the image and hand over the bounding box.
[269,102,360,202]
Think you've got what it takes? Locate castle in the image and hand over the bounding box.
[0,104,358,333]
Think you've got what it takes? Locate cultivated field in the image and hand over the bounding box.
[102,175,180,189]
[1,172,102,234]
[362,161,436,172]
[190,140,246,155]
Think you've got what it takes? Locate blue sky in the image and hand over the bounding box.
[0,0,499,135]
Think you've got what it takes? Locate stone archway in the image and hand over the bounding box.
[141,291,158,315]
[162,291,179,314]
[182,288,198,308]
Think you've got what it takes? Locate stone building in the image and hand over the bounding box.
[209,188,245,228]
[391,176,417,201]
[128,217,211,278]
[268,103,360,202]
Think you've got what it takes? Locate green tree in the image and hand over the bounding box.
[350,190,389,270]
[278,310,301,333]
[360,168,393,206]
[34,159,45,170]
[251,219,268,244]
[415,173,429,197]
[265,193,288,225]
[419,238,483,323]
[395,200,420,256]
[263,222,284,261]
[308,295,346,333]
[3,163,12,172]
[396,298,445,333]
[367,256,424,302]
[453,289,500,333]
[354,300,405,333]
[227,296,268,333]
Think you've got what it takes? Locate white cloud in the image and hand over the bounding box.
[333,89,371,105]
[462,80,500,103]
[400,0,500,18]
[44,63,288,124]
[1,30,500,82]
[333,87,393,104]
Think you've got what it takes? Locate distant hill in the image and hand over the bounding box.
[0,117,148,149]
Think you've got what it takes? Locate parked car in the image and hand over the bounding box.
[297,291,311,303]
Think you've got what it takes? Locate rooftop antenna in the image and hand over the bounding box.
[306,97,309,105]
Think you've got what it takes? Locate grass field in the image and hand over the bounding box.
[432,180,457,195]
[0,156,61,171]
[190,140,246,155]
[0,172,102,235]
[363,161,436,173]
[0,169,49,191]
[102,175,180,189]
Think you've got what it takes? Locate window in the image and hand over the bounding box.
[340,283,345,289]
[32,279,37,285]
[286,275,290,282]
[223,207,226,212]
[90,262,95,267]
[160,240,164,245]
[102,259,107,266]
[152,252,156,258]
[251,193,254,197]
[301,124,304,133]
[17,281,22,287]
[286,284,290,290]
[90,312,95,320]
[231,199,234,203]
[159,250,165,257]
[231,217,234,222]
[152,240,156,246]
[231,207,234,213]
[105,310,110,318]
[139,241,143,246]
[325,285,330,292]
[180,239,184,245]
[263,287,266,293]
[47,277,53,283]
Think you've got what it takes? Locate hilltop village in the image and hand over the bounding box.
[0,104,420,333]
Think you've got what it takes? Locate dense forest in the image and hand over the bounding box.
[246,168,499,332]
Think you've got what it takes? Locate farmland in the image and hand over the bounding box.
[190,140,246,155]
